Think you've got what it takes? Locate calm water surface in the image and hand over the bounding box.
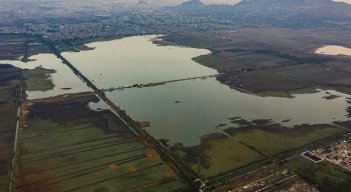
[63,35,217,89]
[8,36,348,146]
[106,79,350,146]
[0,54,90,99]
[63,36,351,146]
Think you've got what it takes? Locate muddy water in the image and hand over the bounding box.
[0,54,90,99]
[315,45,351,56]
[61,36,351,146]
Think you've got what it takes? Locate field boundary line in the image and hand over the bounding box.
[8,76,24,192]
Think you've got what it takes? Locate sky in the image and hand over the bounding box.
[101,0,242,5]
[333,0,351,4]
[135,0,351,5]
[178,0,241,4]
[178,0,351,5]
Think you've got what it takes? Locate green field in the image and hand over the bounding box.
[234,126,345,156]
[184,124,347,180]
[24,67,56,92]
[192,137,264,178]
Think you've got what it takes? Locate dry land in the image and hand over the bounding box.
[163,28,351,96]
[0,34,50,61]
[0,64,22,192]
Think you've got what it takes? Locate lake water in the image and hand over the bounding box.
[315,45,351,56]
[63,35,351,146]
[106,79,350,146]
[62,35,217,89]
[0,54,91,99]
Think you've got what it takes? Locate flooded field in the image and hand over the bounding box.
[315,45,351,56]
[0,54,90,100]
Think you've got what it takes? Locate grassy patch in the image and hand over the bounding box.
[234,126,345,156]
[24,66,56,92]
[192,138,264,178]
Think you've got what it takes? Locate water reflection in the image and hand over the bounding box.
[62,35,217,89]
[0,54,90,99]
[106,78,351,146]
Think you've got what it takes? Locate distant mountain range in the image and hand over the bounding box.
[171,0,351,27]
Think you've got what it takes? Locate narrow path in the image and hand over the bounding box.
[8,74,24,192]
[220,130,268,157]
[101,74,219,92]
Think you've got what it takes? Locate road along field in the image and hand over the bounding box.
[13,93,189,192]
[0,64,23,192]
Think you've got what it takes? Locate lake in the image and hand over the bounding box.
[64,35,351,146]
[0,54,90,99]
[62,35,217,89]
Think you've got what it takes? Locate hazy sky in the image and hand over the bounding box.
[107,0,242,5]
[144,0,351,5]
[181,0,241,4]
[333,0,351,4]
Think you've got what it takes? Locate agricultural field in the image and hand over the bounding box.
[14,93,189,192]
[0,103,17,192]
[174,123,348,180]
[0,34,50,61]
[0,65,22,103]
[163,28,351,96]
[0,64,22,192]
[190,137,265,178]
[230,125,345,156]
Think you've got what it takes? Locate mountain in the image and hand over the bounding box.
[137,0,148,5]
[170,0,351,28]
[170,0,231,14]
[230,0,351,27]
[179,0,205,7]
[234,0,351,15]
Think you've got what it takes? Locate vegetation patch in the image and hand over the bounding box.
[24,66,56,92]
[232,126,345,156]
[15,93,189,192]
[192,137,264,178]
